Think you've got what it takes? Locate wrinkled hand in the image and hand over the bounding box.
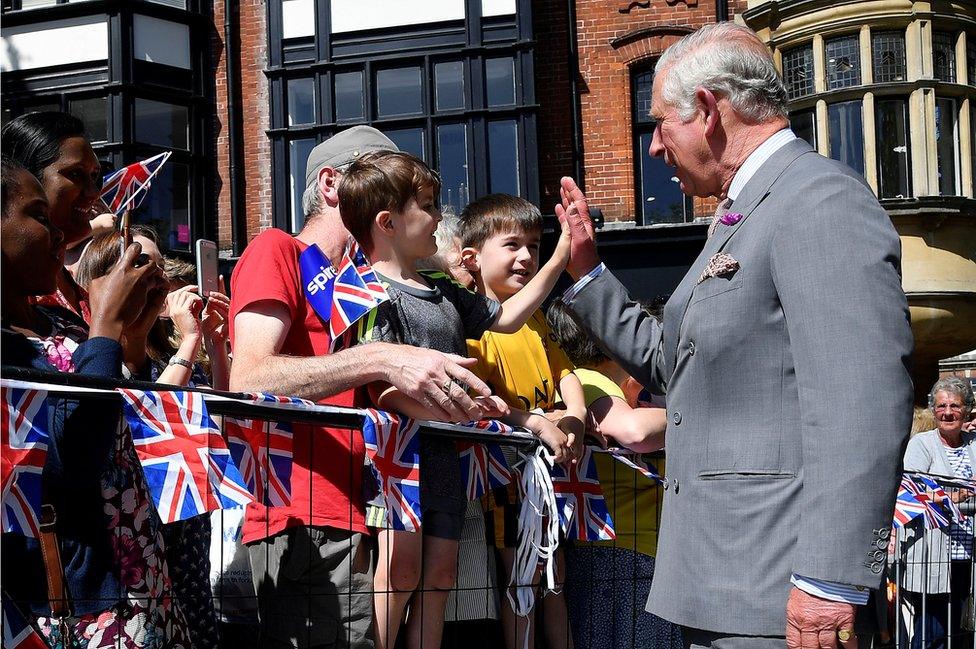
[167,284,205,340]
[786,587,857,649]
[201,276,230,345]
[87,243,165,341]
[554,176,600,281]
[558,414,585,462]
[385,345,493,423]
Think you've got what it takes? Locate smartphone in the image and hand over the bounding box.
[195,239,219,297]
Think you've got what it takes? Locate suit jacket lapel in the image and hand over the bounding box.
[664,139,815,378]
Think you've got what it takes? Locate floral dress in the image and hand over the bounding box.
[11,307,192,649]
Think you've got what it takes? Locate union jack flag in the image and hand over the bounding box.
[362,409,422,532]
[894,474,949,530]
[604,448,664,484]
[914,473,964,522]
[329,241,389,346]
[100,151,171,214]
[458,442,512,500]
[463,419,518,435]
[2,595,46,649]
[244,392,316,408]
[550,447,615,541]
[118,389,253,523]
[1,386,49,538]
[224,417,293,507]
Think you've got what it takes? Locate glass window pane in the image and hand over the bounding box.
[387,128,425,160]
[435,61,465,112]
[335,71,364,121]
[782,44,815,99]
[288,77,315,126]
[790,109,816,149]
[875,99,911,199]
[376,67,423,118]
[968,38,975,86]
[69,97,107,143]
[436,123,468,215]
[488,120,519,195]
[486,57,516,107]
[289,138,316,232]
[935,98,959,195]
[134,161,190,252]
[871,31,907,83]
[632,69,654,125]
[825,35,861,90]
[827,100,864,176]
[639,131,687,224]
[933,31,956,83]
[134,98,188,150]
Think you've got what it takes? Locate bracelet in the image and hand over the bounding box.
[167,356,193,369]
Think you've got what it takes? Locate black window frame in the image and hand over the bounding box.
[266,0,539,233]
[0,0,215,255]
[630,64,693,226]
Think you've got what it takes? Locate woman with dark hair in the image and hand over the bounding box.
[1,155,191,647]
[2,111,104,321]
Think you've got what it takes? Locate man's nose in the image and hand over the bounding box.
[649,123,665,159]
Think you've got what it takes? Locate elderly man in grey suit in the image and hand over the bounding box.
[555,22,914,648]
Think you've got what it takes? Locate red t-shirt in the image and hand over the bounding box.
[229,228,366,543]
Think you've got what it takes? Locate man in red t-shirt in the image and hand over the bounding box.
[229,126,493,649]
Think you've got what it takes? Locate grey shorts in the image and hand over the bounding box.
[248,526,374,649]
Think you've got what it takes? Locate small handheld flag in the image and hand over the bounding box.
[101,151,172,215]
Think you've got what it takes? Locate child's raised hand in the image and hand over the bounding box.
[550,206,573,270]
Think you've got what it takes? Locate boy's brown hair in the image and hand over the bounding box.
[458,193,542,249]
[338,150,441,251]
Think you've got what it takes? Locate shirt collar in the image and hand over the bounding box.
[726,128,797,202]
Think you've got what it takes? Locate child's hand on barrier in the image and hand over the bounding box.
[558,414,585,462]
[530,414,572,465]
[474,395,510,419]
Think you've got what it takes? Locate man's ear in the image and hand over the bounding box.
[317,166,340,206]
[696,87,720,137]
[375,210,394,236]
[459,246,480,272]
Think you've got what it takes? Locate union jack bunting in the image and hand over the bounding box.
[551,447,615,541]
[2,595,46,649]
[1,386,49,538]
[458,442,512,500]
[100,151,171,214]
[224,417,293,507]
[894,474,949,530]
[604,448,664,484]
[329,241,389,346]
[244,392,316,408]
[463,419,518,435]
[118,389,253,523]
[362,409,422,532]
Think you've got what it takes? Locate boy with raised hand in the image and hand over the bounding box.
[459,194,588,649]
[338,151,575,649]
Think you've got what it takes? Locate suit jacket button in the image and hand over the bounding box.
[664,479,670,491]
[876,538,888,549]
[673,479,680,494]
[673,411,682,425]
[879,529,891,539]
[872,549,885,561]
[870,562,883,574]
[688,341,696,356]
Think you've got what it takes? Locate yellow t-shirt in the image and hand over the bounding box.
[467,310,574,411]
[574,367,664,557]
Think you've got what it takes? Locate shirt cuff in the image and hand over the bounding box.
[791,574,870,605]
[562,263,606,303]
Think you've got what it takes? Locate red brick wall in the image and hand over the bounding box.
[533,0,574,212]
[211,0,273,255]
[574,0,717,222]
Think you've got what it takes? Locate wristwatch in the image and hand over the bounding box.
[167,356,193,369]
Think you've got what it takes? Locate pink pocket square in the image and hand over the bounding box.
[697,253,740,285]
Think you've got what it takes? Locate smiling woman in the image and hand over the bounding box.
[2,111,103,321]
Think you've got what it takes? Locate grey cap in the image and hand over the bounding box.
[301,125,398,216]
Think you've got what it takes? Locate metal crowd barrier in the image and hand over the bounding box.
[8,366,974,649]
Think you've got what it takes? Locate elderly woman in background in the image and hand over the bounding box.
[901,377,976,649]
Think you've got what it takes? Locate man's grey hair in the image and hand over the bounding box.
[417,205,460,272]
[928,376,976,416]
[655,22,788,123]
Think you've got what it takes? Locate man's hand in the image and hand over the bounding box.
[786,587,857,649]
[554,176,600,281]
[382,346,493,423]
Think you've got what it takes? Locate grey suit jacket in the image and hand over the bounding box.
[565,139,914,635]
